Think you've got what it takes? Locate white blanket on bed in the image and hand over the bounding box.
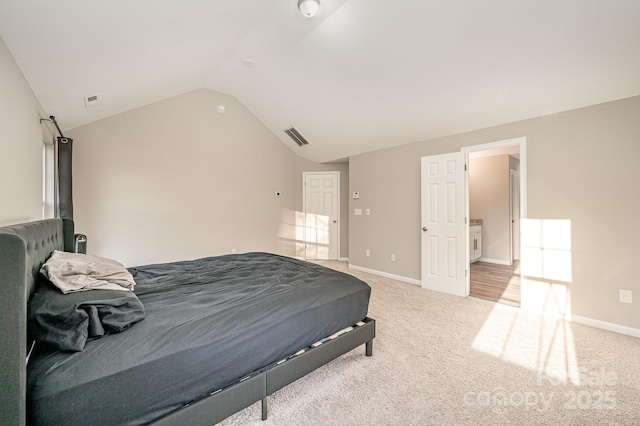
[40,250,136,294]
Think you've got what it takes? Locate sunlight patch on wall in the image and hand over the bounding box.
[521,280,572,319]
[276,209,298,256]
[522,219,572,282]
[520,219,573,318]
[289,210,331,259]
[303,212,331,260]
[294,210,306,258]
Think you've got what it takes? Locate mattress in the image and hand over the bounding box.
[27,253,371,425]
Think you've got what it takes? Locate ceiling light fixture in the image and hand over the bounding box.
[298,0,320,17]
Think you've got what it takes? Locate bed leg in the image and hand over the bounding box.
[365,340,373,357]
[261,397,268,420]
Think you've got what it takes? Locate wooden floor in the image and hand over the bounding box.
[470,261,521,307]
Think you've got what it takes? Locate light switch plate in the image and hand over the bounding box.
[355,208,362,216]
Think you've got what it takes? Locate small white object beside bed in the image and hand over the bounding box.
[0,219,375,425]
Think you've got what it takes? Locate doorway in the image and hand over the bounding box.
[303,172,340,260]
[464,137,526,306]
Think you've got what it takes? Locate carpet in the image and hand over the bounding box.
[219,261,640,425]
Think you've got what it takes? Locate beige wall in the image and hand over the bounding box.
[68,89,297,266]
[5,25,639,330]
[350,95,640,329]
[469,155,511,263]
[0,36,52,226]
[295,157,349,259]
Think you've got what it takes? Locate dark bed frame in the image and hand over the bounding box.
[0,219,376,425]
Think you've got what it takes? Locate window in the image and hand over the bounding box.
[42,136,56,218]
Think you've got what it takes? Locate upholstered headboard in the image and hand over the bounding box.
[0,218,74,425]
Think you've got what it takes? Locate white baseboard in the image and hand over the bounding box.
[514,304,640,339]
[299,257,349,262]
[478,257,512,265]
[571,315,640,339]
[348,264,421,286]
[349,262,640,339]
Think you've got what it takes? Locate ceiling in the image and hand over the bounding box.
[1,0,639,163]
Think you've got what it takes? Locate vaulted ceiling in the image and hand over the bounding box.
[1,0,639,163]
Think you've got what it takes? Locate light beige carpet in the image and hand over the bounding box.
[219,261,640,425]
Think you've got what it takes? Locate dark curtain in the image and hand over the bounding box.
[56,136,74,219]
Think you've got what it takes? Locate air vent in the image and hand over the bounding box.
[84,94,100,108]
[284,126,310,147]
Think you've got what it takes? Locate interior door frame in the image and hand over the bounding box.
[302,171,340,261]
[462,137,527,296]
[510,169,521,262]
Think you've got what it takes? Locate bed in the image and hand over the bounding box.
[0,218,376,425]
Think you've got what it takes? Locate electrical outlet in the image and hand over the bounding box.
[366,249,370,257]
[619,289,633,304]
[231,248,237,254]
[391,253,396,261]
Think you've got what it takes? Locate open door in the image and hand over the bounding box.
[421,152,467,297]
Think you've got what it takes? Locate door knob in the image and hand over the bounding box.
[422,227,428,232]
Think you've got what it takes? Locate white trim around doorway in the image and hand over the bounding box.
[462,137,527,297]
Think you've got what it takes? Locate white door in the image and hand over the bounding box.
[421,152,467,297]
[304,172,339,260]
